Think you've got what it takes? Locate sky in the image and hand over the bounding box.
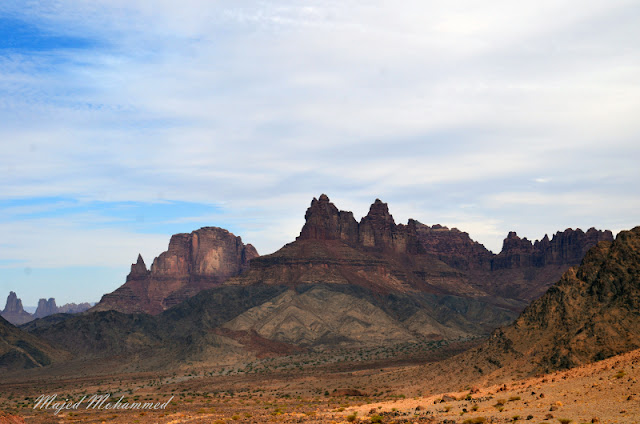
[1,1,639,306]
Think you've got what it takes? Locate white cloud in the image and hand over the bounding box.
[0,0,639,273]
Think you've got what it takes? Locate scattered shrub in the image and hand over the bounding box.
[462,417,486,424]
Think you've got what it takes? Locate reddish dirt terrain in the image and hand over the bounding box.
[2,347,640,424]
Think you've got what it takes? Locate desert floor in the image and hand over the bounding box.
[2,343,639,424]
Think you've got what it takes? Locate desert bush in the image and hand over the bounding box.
[370,415,383,423]
[558,419,572,424]
[462,417,486,424]
[509,396,521,401]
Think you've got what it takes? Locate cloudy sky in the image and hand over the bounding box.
[1,1,639,306]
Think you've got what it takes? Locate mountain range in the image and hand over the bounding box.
[0,292,91,326]
[3,195,618,374]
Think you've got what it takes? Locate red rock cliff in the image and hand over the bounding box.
[92,227,258,314]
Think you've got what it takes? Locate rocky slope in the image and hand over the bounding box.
[91,227,259,314]
[0,315,67,369]
[461,226,640,377]
[1,292,33,325]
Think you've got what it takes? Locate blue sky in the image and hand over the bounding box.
[1,1,639,306]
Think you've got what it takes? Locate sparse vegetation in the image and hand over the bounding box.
[462,418,486,424]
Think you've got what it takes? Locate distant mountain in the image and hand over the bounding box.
[463,226,640,376]
[33,298,92,318]
[1,293,92,325]
[1,292,33,325]
[57,302,92,314]
[415,223,613,306]
[91,227,259,315]
[34,298,57,318]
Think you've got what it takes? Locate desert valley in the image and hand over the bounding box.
[2,195,638,424]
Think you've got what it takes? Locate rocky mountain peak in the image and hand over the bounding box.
[3,291,23,314]
[1,292,33,325]
[34,298,57,319]
[492,227,613,271]
[93,226,260,315]
[129,253,149,277]
[298,195,359,244]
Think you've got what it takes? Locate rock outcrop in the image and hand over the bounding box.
[34,298,57,319]
[415,223,493,270]
[466,226,640,376]
[92,227,259,314]
[414,223,613,304]
[1,292,33,325]
[298,195,423,254]
[491,227,614,270]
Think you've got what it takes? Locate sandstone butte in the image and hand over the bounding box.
[91,227,258,314]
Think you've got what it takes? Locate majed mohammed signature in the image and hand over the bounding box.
[33,393,174,415]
